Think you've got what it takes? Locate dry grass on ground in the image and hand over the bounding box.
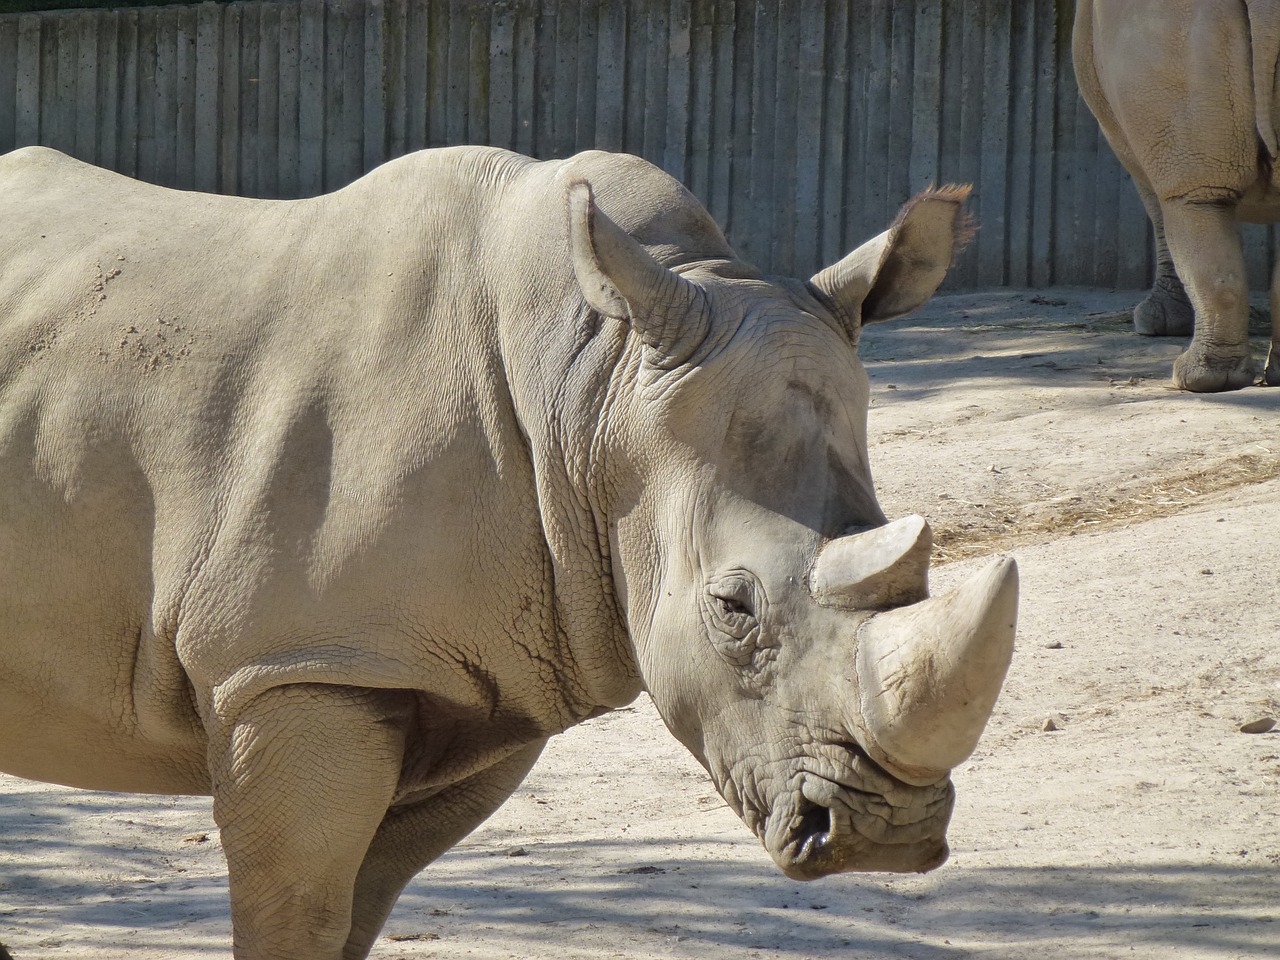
[934,452,1280,562]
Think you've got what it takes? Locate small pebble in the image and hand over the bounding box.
[1044,640,1064,649]
[1200,568,1213,575]
[1239,718,1276,734]
[1042,718,1059,732]
[505,846,528,857]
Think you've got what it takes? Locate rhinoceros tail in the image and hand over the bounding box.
[1247,0,1280,158]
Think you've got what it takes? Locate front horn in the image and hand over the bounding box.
[852,556,1018,786]
[566,178,710,368]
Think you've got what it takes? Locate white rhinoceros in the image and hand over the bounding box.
[1074,0,1280,391]
[0,144,1017,960]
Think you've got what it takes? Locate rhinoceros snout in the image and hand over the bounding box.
[760,745,956,880]
[779,797,951,879]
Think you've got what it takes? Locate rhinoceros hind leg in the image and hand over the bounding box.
[1134,180,1195,337]
[1162,200,1257,392]
[211,684,412,960]
[342,740,545,960]
[1134,273,1195,337]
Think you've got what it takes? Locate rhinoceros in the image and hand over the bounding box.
[1074,0,1280,391]
[0,144,1017,959]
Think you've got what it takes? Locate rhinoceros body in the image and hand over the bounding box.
[0,145,1016,959]
[1074,0,1280,390]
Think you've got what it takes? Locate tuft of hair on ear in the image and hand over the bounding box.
[895,183,978,261]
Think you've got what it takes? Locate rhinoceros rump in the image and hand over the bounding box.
[0,145,1016,959]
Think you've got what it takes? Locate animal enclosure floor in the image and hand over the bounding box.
[1,289,1277,960]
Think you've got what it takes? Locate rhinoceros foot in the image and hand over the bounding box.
[1134,276,1194,337]
[1172,343,1257,392]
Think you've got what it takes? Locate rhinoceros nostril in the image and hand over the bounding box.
[796,801,832,852]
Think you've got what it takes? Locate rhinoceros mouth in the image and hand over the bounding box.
[772,796,951,880]
[757,745,955,880]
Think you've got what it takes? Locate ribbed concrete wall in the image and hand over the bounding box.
[1,0,1272,289]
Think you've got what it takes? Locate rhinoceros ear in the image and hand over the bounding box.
[809,185,973,334]
[567,178,710,368]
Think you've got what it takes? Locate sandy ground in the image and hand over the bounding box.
[1,289,1277,959]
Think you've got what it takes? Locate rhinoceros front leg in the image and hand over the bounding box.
[1161,199,1258,391]
[209,684,414,960]
[1134,179,1195,337]
[342,740,546,960]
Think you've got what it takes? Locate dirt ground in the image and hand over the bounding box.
[1,289,1277,960]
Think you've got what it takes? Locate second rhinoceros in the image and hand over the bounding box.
[0,144,1017,959]
[1075,0,1280,390]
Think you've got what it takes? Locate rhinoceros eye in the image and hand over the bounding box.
[705,574,759,642]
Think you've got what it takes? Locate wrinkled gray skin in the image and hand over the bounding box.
[0,145,1017,960]
[1074,0,1280,391]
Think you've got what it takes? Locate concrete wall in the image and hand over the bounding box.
[1,0,1270,289]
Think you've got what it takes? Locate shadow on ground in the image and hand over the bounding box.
[861,290,1280,411]
[389,837,1279,957]
[0,788,225,956]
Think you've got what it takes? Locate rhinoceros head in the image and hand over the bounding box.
[567,178,1016,879]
